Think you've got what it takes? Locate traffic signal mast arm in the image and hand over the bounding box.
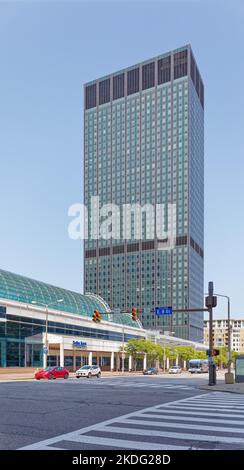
[92,308,138,322]
[171,308,209,313]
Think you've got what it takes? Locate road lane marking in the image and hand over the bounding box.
[94,424,244,444]
[19,392,244,451]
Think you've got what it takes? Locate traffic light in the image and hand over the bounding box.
[206,349,219,356]
[92,309,101,322]
[132,308,137,321]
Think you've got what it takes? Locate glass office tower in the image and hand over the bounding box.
[84,45,204,341]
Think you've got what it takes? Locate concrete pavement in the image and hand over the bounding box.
[0,375,203,449]
[1,369,244,394]
[200,382,244,394]
[1,376,244,450]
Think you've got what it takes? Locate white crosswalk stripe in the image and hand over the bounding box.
[62,379,195,390]
[19,392,244,450]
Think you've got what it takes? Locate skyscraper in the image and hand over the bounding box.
[84,45,204,341]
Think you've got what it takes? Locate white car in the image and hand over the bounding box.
[169,365,182,374]
[76,365,101,378]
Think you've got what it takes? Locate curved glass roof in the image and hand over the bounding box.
[0,269,141,328]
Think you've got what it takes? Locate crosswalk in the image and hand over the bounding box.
[19,392,244,450]
[58,378,195,390]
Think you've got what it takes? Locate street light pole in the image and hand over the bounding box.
[214,293,231,375]
[122,326,125,374]
[45,307,48,346]
[31,299,63,368]
[227,296,231,374]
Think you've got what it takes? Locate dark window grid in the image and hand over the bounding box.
[142,62,155,90]
[127,68,139,95]
[85,84,97,109]
[113,73,125,100]
[190,51,196,84]
[158,56,171,84]
[174,50,188,80]
[4,316,142,342]
[99,78,110,105]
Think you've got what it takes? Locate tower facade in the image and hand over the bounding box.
[84,45,204,341]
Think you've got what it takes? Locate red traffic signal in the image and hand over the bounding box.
[92,310,101,322]
[132,308,137,321]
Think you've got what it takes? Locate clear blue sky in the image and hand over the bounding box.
[0,0,243,318]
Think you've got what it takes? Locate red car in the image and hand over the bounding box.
[35,366,69,380]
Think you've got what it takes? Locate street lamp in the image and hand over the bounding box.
[214,293,231,375]
[31,299,64,368]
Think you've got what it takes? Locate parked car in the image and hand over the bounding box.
[76,365,101,378]
[143,367,158,375]
[35,366,69,380]
[169,365,182,374]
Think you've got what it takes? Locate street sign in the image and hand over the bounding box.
[43,346,48,354]
[155,306,172,316]
[121,352,126,360]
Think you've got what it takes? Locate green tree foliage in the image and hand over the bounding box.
[124,339,211,370]
[123,339,163,370]
[194,351,207,360]
[164,347,177,360]
[175,346,196,362]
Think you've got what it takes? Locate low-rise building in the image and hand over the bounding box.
[204,319,244,352]
[0,269,206,371]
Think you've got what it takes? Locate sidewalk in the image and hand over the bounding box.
[0,370,146,382]
[0,372,35,382]
[199,381,244,394]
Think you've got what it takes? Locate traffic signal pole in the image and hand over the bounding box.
[94,298,218,385]
[205,281,217,386]
[166,281,217,386]
[208,304,215,386]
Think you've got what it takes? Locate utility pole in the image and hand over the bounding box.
[122,326,125,373]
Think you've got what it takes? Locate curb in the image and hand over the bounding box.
[198,385,244,395]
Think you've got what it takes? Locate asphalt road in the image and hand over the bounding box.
[0,375,244,450]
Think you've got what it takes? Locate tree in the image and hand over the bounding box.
[163,346,177,368]
[231,350,239,364]
[194,351,207,360]
[124,339,164,370]
[123,339,144,370]
[175,346,196,364]
[145,343,163,366]
[214,347,228,368]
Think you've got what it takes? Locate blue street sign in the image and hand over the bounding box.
[43,346,48,354]
[155,306,172,316]
[155,307,163,316]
